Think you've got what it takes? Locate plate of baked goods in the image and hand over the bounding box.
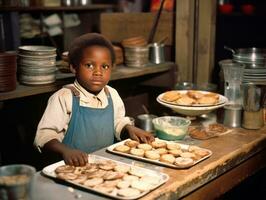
[188,123,232,140]
[156,90,228,116]
[42,155,169,200]
[158,90,227,107]
[107,138,212,169]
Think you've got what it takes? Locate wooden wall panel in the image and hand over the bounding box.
[100,12,174,45]
[194,0,217,84]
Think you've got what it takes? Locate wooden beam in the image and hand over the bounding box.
[194,0,217,84]
[175,0,195,82]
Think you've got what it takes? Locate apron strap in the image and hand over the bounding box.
[104,86,110,97]
[63,84,80,97]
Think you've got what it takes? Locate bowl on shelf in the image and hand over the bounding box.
[152,116,191,140]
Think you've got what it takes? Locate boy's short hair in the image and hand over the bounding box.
[68,33,116,68]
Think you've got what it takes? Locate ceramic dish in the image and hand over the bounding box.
[42,155,169,200]
[107,138,212,169]
[156,96,227,116]
[157,90,227,107]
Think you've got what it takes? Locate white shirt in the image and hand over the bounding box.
[34,80,132,148]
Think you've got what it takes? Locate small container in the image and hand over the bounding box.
[152,116,191,140]
[0,164,36,200]
[136,114,157,132]
[149,43,165,64]
[223,105,242,128]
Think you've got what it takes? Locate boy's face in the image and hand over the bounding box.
[72,45,112,94]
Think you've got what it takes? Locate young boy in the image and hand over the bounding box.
[34,33,154,166]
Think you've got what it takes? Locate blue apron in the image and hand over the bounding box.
[62,87,114,153]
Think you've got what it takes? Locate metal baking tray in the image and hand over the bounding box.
[42,155,169,200]
[107,138,212,169]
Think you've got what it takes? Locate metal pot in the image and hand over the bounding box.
[224,46,266,68]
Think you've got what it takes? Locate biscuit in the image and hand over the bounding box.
[154,148,168,155]
[122,174,139,182]
[188,145,201,152]
[57,172,78,181]
[98,161,116,171]
[175,95,196,105]
[124,140,140,148]
[102,179,120,188]
[160,154,176,164]
[166,143,181,150]
[117,188,141,197]
[137,143,152,151]
[144,150,160,160]
[114,165,130,173]
[87,169,106,179]
[174,157,194,168]
[204,92,219,100]
[55,165,75,174]
[72,174,88,184]
[103,171,125,180]
[194,148,210,158]
[180,152,197,160]
[114,145,130,153]
[84,177,104,187]
[162,91,182,102]
[151,141,167,148]
[117,180,131,189]
[94,184,114,193]
[131,180,153,192]
[187,90,204,99]
[168,149,183,157]
[130,148,145,157]
[129,167,146,177]
[196,96,218,105]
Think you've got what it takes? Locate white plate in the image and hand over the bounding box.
[158,90,227,107]
[107,138,212,169]
[244,68,266,73]
[157,97,227,116]
[42,155,169,200]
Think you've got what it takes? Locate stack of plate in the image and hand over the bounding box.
[243,67,266,85]
[17,45,57,85]
[0,52,17,92]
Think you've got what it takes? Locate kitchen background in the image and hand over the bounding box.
[0,0,266,198]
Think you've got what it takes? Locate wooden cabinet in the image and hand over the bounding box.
[0,4,115,53]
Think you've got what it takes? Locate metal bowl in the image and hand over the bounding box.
[0,164,36,200]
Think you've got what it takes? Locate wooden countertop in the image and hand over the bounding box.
[0,62,176,101]
[32,126,266,200]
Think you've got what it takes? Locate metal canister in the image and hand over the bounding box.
[149,43,165,64]
[242,82,264,129]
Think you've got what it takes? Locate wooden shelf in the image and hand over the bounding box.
[0,4,115,12]
[0,62,176,101]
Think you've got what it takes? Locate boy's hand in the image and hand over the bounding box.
[125,125,155,144]
[62,148,88,166]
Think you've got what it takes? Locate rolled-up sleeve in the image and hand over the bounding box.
[34,89,72,148]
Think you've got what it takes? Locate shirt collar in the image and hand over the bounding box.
[73,80,107,105]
